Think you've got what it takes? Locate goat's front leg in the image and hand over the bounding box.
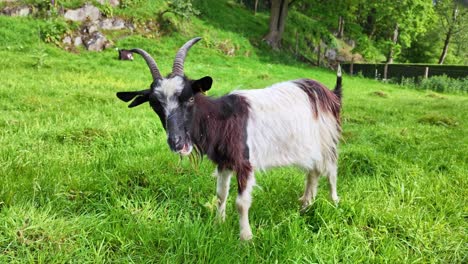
[215,167,232,221]
[236,169,255,241]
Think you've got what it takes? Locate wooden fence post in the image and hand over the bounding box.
[424,67,429,79]
[384,63,388,80]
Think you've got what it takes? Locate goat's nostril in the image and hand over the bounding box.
[169,135,183,149]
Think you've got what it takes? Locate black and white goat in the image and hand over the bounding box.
[116,37,343,240]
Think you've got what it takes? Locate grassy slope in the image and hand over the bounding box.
[0,3,467,263]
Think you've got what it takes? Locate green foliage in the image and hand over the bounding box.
[119,0,144,9]
[396,75,468,94]
[156,0,200,33]
[39,18,72,46]
[167,0,200,19]
[419,75,468,94]
[352,35,385,62]
[99,1,114,18]
[30,47,49,69]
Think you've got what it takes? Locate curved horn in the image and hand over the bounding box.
[172,37,202,76]
[130,48,162,80]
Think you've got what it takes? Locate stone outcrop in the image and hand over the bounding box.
[0,3,134,51]
[64,4,100,22]
[83,32,108,51]
[1,5,30,16]
[99,18,126,30]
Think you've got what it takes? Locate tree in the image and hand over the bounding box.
[436,0,467,64]
[363,0,433,63]
[263,0,290,49]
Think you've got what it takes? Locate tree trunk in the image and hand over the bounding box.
[337,16,344,39]
[254,0,259,15]
[438,3,459,64]
[263,0,289,49]
[365,7,377,37]
[387,23,399,64]
[438,28,452,64]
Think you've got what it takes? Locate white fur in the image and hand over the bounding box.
[156,76,185,115]
[235,173,255,240]
[233,81,340,173]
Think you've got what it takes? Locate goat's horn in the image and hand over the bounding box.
[130,48,162,80]
[172,37,202,76]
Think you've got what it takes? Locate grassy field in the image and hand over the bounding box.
[1,8,467,263]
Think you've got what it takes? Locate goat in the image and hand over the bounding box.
[116,37,343,241]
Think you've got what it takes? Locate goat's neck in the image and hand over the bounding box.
[189,93,250,164]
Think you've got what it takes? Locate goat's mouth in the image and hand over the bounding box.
[177,143,193,156]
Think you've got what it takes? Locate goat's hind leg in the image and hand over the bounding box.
[299,169,320,210]
[215,167,232,222]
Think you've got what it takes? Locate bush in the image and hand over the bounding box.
[120,0,144,9]
[39,19,72,46]
[420,75,468,94]
[393,75,467,94]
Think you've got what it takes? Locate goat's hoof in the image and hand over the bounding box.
[331,196,340,205]
[239,229,253,241]
[215,214,226,224]
[299,196,312,211]
[300,204,310,213]
[298,196,309,205]
[215,209,226,223]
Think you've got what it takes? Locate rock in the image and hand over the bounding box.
[16,6,30,16]
[113,18,126,29]
[62,36,72,45]
[97,0,120,7]
[346,39,356,48]
[99,18,112,29]
[325,49,337,60]
[74,37,82,47]
[1,5,30,16]
[104,42,113,49]
[64,4,100,22]
[83,32,108,51]
[99,18,126,30]
[88,23,99,33]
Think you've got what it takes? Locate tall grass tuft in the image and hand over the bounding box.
[398,75,468,94]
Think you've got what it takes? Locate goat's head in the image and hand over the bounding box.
[116,37,212,156]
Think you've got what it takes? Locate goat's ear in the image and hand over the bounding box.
[116,89,150,108]
[192,76,213,94]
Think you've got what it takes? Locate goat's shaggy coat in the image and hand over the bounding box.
[116,37,343,240]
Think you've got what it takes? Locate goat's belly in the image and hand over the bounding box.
[246,116,322,170]
[236,84,324,171]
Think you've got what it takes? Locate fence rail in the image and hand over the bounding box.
[341,63,468,81]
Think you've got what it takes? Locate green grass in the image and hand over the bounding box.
[1,12,467,263]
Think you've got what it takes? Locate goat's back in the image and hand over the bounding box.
[233,80,340,172]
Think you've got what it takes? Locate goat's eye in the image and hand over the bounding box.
[188,97,194,103]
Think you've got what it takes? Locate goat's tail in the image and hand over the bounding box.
[334,64,342,101]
